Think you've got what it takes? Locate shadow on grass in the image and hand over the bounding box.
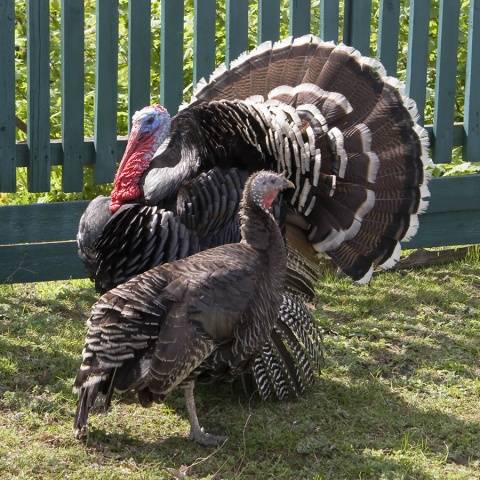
[72,375,479,479]
[0,284,94,395]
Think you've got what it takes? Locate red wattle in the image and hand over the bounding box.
[110,130,157,213]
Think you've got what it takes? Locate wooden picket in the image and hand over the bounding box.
[61,0,85,192]
[433,0,461,164]
[194,0,216,85]
[27,0,51,192]
[290,0,311,37]
[161,0,184,114]
[128,0,151,132]
[226,0,249,67]
[1,0,480,285]
[94,0,119,183]
[377,0,401,76]
[344,0,372,54]
[320,0,339,42]
[406,0,430,125]
[0,0,16,192]
[259,0,281,43]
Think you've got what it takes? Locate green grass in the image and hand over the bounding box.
[0,258,479,479]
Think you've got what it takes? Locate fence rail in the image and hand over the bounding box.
[1,0,480,284]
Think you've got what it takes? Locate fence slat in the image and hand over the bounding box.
[406,0,430,125]
[421,175,480,214]
[194,0,216,85]
[161,0,184,113]
[0,0,16,192]
[403,210,480,248]
[94,0,119,183]
[0,201,88,245]
[433,0,461,164]
[128,0,151,131]
[377,0,400,76]
[0,242,85,284]
[289,0,311,37]
[258,0,280,43]
[61,0,84,192]
[320,0,339,42]
[27,0,50,192]
[226,0,248,66]
[343,0,372,55]
[464,0,480,163]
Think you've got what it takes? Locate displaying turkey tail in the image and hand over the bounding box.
[252,292,323,400]
[186,34,431,282]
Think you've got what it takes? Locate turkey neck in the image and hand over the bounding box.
[240,199,287,297]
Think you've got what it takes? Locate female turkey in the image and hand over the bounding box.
[74,170,294,446]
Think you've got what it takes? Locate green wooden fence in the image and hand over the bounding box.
[1,0,479,284]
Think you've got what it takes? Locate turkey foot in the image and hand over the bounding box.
[183,381,228,447]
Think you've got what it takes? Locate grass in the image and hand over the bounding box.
[0,257,479,479]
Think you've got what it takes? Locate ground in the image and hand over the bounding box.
[0,254,479,479]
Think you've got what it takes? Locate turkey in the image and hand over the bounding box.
[73,170,294,446]
[77,33,431,399]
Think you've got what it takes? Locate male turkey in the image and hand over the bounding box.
[73,170,294,446]
[107,35,430,284]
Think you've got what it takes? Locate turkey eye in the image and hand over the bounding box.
[270,179,275,184]
[146,117,154,125]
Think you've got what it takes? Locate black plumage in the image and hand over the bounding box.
[73,171,294,446]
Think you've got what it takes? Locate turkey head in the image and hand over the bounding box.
[110,104,171,213]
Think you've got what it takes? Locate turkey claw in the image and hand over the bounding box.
[188,427,228,447]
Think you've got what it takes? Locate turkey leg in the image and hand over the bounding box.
[183,381,227,447]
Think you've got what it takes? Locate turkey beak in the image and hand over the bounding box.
[282,178,295,190]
